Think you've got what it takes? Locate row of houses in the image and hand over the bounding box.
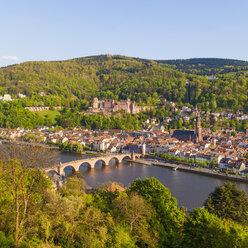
[0,124,248,173]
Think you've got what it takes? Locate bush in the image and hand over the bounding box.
[0,232,15,248]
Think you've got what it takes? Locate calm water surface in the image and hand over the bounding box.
[57,152,248,209]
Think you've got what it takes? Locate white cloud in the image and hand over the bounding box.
[1,56,19,61]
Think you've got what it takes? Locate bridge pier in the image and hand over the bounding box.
[57,165,61,176]
[131,151,135,161]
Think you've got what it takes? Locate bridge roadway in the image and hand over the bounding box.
[45,153,141,176]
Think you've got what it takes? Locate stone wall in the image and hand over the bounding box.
[25,106,63,112]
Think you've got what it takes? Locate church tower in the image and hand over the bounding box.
[195,106,202,142]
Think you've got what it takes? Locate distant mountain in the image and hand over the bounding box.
[156,58,248,75]
[0,55,190,103]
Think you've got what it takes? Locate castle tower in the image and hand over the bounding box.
[126,98,131,113]
[195,108,202,142]
[93,97,98,109]
[130,102,136,114]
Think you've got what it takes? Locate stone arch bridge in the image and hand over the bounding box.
[45,153,141,176]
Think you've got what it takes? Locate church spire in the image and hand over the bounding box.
[195,106,202,142]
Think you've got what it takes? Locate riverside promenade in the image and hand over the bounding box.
[134,159,248,183]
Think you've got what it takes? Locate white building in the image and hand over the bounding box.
[163,117,172,123]
[183,116,191,122]
[0,94,12,101]
[18,93,26,98]
[181,106,192,114]
[38,92,46,96]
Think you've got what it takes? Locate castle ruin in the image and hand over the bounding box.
[88,98,153,114]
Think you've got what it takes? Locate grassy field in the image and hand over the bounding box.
[37,110,60,124]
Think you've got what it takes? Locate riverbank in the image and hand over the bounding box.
[134,159,248,183]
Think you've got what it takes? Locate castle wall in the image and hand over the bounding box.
[103,99,113,109]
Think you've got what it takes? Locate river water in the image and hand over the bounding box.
[57,152,248,210]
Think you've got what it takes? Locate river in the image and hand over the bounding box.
[57,152,248,210]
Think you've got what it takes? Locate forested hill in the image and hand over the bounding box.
[0,55,192,105]
[157,58,248,75]
[0,55,248,112]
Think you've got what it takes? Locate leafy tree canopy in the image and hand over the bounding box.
[204,182,248,225]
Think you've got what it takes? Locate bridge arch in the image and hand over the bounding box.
[108,157,120,166]
[79,162,92,172]
[121,155,131,163]
[63,165,76,176]
[94,159,106,169]
[47,169,59,176]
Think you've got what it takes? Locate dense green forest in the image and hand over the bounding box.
[1,144,248,247]
[189,70,248,112]
[157,58,248,75]
[0,55,189,106]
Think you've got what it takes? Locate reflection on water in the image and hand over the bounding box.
[58,152,248,209]
[57,152,94,163]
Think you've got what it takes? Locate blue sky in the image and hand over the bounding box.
[0,0,248,67]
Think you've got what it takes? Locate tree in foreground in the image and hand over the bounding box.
[182,208,248,248]
[0,142,57,169]
[128,177,186,247]
[113,192,156,247]
[0,159,52,246]
[0,143,57,246]
[204,182,248,225]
